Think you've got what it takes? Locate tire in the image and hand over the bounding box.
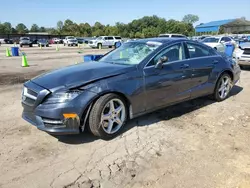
[89,94,128,139]
[64,43,66,46]
[214,47,217,50]
[97,43,102,49]
[29,44,32,47]
[240,65,245,70]
[212,73,232,102]
[20,44,23,47]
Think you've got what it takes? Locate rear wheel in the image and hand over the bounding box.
[89,94,127,139]
[213,73,232,102]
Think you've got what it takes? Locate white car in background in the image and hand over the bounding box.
[88,36,122,49]
[201,36,236,52]
[233,42,250,68]
[158,33,187,38]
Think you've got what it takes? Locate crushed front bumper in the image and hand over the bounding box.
[22,111,80,135]
[21,81,97,135]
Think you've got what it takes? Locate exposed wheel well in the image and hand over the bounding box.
[221,70,234,81]
[80,92,131,131]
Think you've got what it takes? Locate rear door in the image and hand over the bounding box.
[103,37,109,46]
[144,42,192,111]
[184,41,219,98]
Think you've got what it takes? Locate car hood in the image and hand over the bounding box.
[31,62,135,91]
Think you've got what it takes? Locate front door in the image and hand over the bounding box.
[103,37,109,47]
[143,42,192,111]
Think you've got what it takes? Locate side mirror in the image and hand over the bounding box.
[155,56,168,69]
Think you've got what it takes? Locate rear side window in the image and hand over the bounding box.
[108,37,114,40]
[186,43,210,58]
[115,37,121,39]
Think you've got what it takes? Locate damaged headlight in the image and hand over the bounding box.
[43,90,82,104]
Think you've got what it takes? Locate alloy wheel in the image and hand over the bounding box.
[218,75,232,99]
[101,99,126,134]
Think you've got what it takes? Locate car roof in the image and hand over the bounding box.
[134,37,189,44]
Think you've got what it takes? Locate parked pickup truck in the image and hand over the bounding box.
[88,36,122,49]
[20,37,33,47]
[63,36,78,46]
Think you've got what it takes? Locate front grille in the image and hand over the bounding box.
[243,49,250,55]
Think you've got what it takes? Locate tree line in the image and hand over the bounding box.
[0,14,199,38]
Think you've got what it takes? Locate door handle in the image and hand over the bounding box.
[212,60,219,64]
[180,64,189,69]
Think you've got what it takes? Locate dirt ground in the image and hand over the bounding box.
[0,44,250,188]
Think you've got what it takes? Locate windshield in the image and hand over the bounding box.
[67,37,74,39]
[96,37,103,40]
[99,41,162,65]
[202,37,219,43]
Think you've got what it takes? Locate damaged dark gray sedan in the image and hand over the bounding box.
[22,38,241,139]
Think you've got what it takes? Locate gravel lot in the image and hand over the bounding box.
[0,44,250,188]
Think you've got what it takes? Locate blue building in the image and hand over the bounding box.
[195,19,236,34]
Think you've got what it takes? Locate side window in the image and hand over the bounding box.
[221,37,226,42]
[147,43,184,66]
[225,37,231,42]
[108,37,114,40]
[115,37,121,40]
[187,43,210,58]
[104,37,108,40]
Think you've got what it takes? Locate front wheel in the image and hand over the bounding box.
[213,73,232,102]
[89,94,127,139]
[97,43,102,49]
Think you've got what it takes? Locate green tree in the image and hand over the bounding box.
[30,24,39,32]
[57,21,63,33]
[15,23,28,34]
[39,27,46,32]
[182,14,199,24]
[3,22,12,34]
[0,23,5,34]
